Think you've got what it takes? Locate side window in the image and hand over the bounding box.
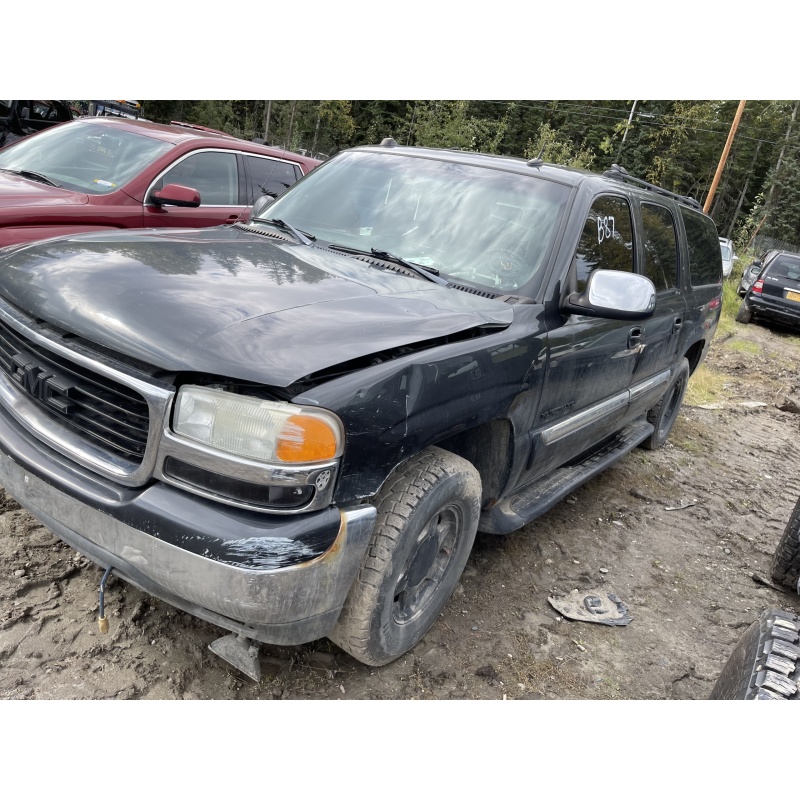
[641,202,679,291]
[32,102,58,121]
[156,151,239,205]
[245,155,301,201]
[573,195,634,292]
[680,207,722,286]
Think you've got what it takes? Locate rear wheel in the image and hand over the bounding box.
[771,495,800,589]
[640,358,690,451]
[330,447,481,666]
[710,609,800,699]
[735,302,753,324]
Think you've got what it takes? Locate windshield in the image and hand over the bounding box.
[0,120,172,194]
[720,243,731,259]
[255,150,571,292]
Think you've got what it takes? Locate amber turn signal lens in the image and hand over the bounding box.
[276,415,339,462]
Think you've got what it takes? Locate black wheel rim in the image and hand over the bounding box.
[659,375,686,437]
[392,504,462,625]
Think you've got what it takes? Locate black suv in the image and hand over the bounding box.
[0,142,722,670]
[736,250,800,331]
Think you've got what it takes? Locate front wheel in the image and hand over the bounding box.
[330,447,481,666]
[640,358,690,451]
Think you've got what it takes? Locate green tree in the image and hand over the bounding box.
[524,122,595,169]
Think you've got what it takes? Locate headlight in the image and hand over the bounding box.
[173,386,343,464]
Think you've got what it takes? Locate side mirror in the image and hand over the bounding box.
[151,183,201,208]
[250,193,276,220]
[564,270,656,321]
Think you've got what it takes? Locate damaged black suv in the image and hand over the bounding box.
[0,141,722,670]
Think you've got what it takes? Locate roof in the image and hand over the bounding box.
[71,116,321,169]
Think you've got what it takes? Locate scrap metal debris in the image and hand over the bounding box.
[665,501,696,511]
[751,572,790,594]
[548,589,633,626]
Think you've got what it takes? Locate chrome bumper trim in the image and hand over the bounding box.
[0,451,376,643]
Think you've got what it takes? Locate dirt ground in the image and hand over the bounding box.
[1,316,799,701]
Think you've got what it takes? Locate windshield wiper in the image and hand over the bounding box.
[0,168,60,188]
[370,248,451,287]
[266,218,315,246]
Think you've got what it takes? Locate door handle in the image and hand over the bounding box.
[672,317,683,334]
[628,327,643,349]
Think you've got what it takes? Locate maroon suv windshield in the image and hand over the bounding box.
[0,121,172,194]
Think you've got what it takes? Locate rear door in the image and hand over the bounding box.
[242,154,303,204]
[627,200,687,416]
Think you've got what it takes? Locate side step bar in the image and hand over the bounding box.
[479,419,654,535]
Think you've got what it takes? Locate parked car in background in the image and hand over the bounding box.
[719,236,737,278]
[711,495,800,700]
[0,100,73,148]
[735,250,800,331]
[88,101,142,119]
[0,116,321,247]
[737,249,780,296]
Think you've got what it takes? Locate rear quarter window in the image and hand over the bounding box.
[680,207,722,286]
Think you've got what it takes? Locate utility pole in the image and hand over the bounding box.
[622,100,638,144]
[704,100,747,214]
[285,101,297,151]
[263,101,272,143]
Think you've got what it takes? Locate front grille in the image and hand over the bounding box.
[0,318,150,463]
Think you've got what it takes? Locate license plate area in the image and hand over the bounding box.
[786,290,800,303]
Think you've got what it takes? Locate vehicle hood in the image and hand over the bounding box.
[0,172,89,208]
[0,226,513,386]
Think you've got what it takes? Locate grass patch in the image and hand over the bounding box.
[508,631,589,698]
[715,279,743,338]
[685,363,728,406]
[725,338,761,355]
[671,414,715,453]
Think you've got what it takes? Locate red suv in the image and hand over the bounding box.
[0,116,321,248]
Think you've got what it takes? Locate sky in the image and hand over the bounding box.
[8,2,789,101]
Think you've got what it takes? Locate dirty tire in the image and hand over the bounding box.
[710,609,800,699]
[640,358,690,451]
[771,495,800,589]
[735,302,753,324]
[330,447,481,667]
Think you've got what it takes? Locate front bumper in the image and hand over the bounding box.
[0,402,377,646]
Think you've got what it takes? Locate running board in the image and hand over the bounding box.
[479,419,654,535]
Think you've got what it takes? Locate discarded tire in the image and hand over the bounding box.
[709,608,800,699]
[771,495,800,590]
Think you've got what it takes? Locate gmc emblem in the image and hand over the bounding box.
[9,353,75,415]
